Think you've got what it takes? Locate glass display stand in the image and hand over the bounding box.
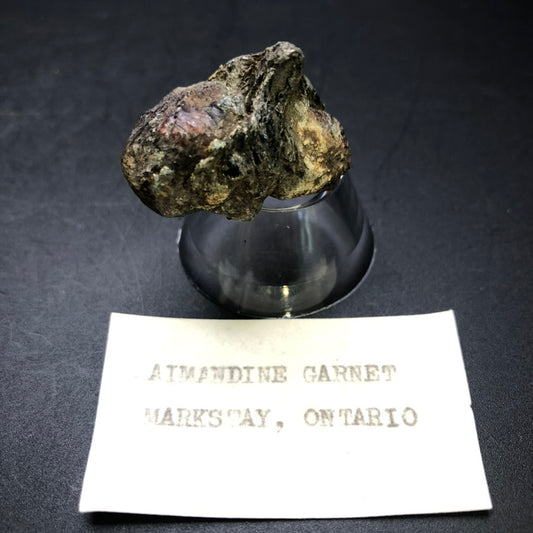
[178,174,374,317]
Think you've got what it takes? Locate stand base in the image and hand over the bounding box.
[179,175,374,317]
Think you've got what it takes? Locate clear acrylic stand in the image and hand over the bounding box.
[178,174,374,317]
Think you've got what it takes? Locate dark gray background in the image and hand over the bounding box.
[1,0,532,531]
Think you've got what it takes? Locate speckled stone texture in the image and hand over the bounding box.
[121,42,350,220]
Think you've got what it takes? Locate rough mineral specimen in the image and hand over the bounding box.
[121,42,350,221]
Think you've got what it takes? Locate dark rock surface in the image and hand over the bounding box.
[121,42,350,220]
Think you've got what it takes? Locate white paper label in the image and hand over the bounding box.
[79,310,491,518]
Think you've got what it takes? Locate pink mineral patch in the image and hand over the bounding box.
[160,108,218,137]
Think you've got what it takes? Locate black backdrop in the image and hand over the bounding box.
[1,1,532,531]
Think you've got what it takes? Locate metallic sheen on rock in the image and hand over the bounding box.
[121,42,351,221]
